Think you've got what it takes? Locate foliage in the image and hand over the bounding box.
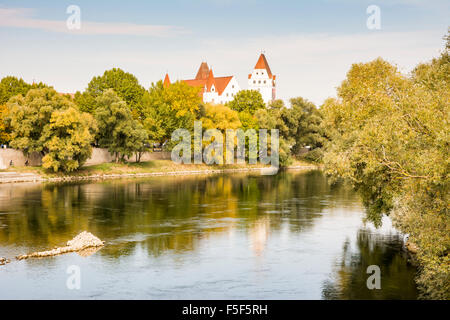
[0,76,48,105]
[6,88,72,156]
[227,89,265,114]
[321,52,449,299]
[75,68,146,117]
[237,111,259,131]
[41,107,97,172]
[284,97,326,156]
[201,104,241,130]
[0,104,11,144]
[142,80,202,145]
[6,88,95,172]
[95,89,148,162]
[255,100,291,166]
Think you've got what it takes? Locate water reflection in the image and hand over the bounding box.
[322,222,418,300]
[0,170,418,299]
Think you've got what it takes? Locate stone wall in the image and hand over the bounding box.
[0,148,172,169]
[0,149,42,169]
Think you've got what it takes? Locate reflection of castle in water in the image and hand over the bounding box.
[249,217,271,256]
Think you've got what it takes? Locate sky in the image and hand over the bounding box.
[0,0,448,106]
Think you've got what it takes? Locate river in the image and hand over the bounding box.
[0,170,418,299]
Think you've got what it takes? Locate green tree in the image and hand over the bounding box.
[321,55,449,299]
[6,88,71,156]
[95,89,149,162]
[0,76,48,105]
[42,107,97,172]
[255,100,291,166]
[75,68,146,117]
[284,97,326,159]
[227,90,265,114]
[6,88,96,172]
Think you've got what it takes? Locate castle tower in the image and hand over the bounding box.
[163,73,171,88]
[195,62,210,80]
[248,53,276,104]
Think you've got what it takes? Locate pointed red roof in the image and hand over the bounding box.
[206,68,215,92]
[181,61,235,102]
[254,53,273,78]
[195,62,210,80]
[163,73,171,88]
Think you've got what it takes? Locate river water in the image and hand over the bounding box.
[0,170,418,299]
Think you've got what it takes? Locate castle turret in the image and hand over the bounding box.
[163,73,171,88]
[248,53,276,104]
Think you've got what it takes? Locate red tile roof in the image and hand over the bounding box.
[166,61,235,101]
[213,76,233,95]
[253,53,274,79]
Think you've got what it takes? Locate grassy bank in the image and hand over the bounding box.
[1,159,317,180]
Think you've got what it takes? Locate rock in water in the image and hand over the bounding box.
[66,231,104,250]
[16,231,104,260]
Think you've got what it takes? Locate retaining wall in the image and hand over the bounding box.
[0,148,172,169]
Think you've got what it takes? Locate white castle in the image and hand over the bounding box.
[163,53,276,105]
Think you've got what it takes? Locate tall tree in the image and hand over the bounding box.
[6,88,96,172]
[6,88,71,156]
[41,107,97,172]
[75,68,146,117]
[95,89,148,162]
[321,55,449,299]
[0,76,47,105]
[283,97,326,156]
[142,80,202,146]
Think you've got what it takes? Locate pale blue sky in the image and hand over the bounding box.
[0,0,448,104]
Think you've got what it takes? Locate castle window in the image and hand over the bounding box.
[253,80,256,84]
[264,80,266,84]
[258,80,261,84]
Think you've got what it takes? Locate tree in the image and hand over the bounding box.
[41,107,97,172]
[142,80,202,146]
[227,90,265,114]
[255,100,291,166]
[284,97,326,158]
[95,89,148,162]
[6,88,72,156]
[0,76,47,105]
[6,88,96,172]
[321,55,449,299]
[75,68,146,117]
[201,104,241,130]
[0,104,11,145]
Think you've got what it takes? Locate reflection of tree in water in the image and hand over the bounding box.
[0,170,357,258]
[322,229,418,299]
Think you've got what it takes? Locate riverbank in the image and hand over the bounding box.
[0,159,320,184]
